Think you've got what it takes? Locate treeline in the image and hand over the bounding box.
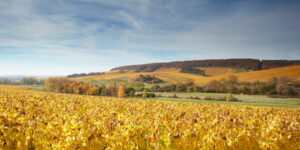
[147,76,299,97]
[148,81,203,93]
[205,76,299,96]
[44,76,299,98]
[111,59,300,72]
[180,67,206,75]
[0,77,44,85]
[112,59,261,72]
[136,74,164,84]
[261,60,300,69]
[45,77,135,97]
[67,72,105,78]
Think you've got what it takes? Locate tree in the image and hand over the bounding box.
[118,85,126,98]
[88,87,100,95]
[227,75,238,93]
[150,85,160,92]
[20,77,38,85]
[184,80,195,86]
[126,87,135,97]
[205,80,219,92]
[226,93,232,102]
[99,86,106,95]
[186,86,194,93]
[45,77,69,92]
[106,82,117,96]
[175,83,186,92]
[142,90,147,98]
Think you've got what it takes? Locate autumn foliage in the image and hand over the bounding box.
[205,76,299,96]
[45,77,97,95]
[0,85,299,149]
[45,77,135,97]
[117,85,126,98]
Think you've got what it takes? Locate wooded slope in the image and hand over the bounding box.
[111,59,300,72]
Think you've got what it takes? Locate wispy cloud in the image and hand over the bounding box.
[0,0,299,75]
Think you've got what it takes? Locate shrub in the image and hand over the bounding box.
[149,85,160,92]
[226,93,232,102]
[175,84,186,92]
[126,87,135,97]
[194,96,201,100]
[203,97,213,100]
[147,93,156,98]
[186,86,194,93]
[230,96,238,102]
[136,92,155,98]
[136,74,163,84]
[217,97,226,101]
[169,94,178,98]
[189,96,201,100]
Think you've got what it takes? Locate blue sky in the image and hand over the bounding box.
[0,0,299,75]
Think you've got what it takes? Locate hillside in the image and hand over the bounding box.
[112,59,261,72]
[73,65,300,84]
[111,59,300,72]
[73,68,194,83]
[194,65,300,84]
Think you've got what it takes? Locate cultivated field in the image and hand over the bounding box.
[0,85,299,149]
[73,68,196,83]
[195,65,300,84]
[150,92,300,108]
[72,65,300,84]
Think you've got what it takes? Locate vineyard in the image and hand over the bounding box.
[73,68,194,83]
[195,65,300,84]
[0,85,299,149]
[73,65,300,84]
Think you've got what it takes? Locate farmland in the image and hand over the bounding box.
[73,68,197,83]
[148,92,300,108]
[0,85,299,149]
[195,65,300,84]
[2,0,300,149]
[72,65,300,84]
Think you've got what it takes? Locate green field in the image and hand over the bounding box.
[18,85,47,91]
[23,85,300,108]
[146,92,300,108]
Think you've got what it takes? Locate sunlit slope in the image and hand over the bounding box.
[194,65,300,84]
[73,66,300,84]
[73,68,196,83]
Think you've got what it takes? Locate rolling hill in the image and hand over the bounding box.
[194,65,300,84]
[72,65,300,84]
[111,59,300,72]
